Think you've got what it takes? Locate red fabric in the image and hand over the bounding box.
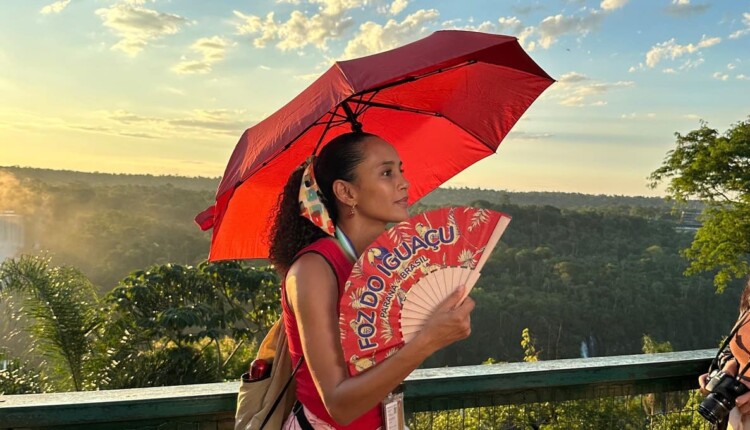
[197,30,554,260]
[281,238,382,429]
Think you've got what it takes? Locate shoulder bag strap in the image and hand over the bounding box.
[259,356,305,430]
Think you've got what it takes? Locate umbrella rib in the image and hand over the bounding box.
[312,105,340,155]
[353,100,442,117]
[442,110,499,152]
[353,98,498,152]
[353,60,476,97]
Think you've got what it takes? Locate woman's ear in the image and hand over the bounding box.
[332,179,357,207]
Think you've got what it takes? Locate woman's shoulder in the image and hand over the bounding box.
[288,238,339,277]
[298,236,339,256]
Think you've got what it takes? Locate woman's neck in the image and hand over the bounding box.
[336,218,386,258]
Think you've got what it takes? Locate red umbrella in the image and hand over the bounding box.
[196,30,554,261]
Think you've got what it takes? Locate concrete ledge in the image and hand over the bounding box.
[0,349,716,428]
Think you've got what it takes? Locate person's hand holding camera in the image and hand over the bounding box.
[734,374,750,416]
[700,360,739,395]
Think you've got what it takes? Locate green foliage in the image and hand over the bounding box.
[426,202,741,367]
[521,328,539,362]
[0,255,101,391]
[0,166,219,191]
[0,357,50,394]
[98,261,280,388]
[98,345,220,389]
[649,117,750,291]
[0,255,281,392]
[0,165,743,406]
[642,335,673,354]
[0,170,215,291]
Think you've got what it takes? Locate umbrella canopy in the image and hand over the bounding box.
[196,30,554,261]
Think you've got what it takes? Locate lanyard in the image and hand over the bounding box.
[335,227,358,261]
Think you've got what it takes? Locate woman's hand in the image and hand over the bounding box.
[698,372,710,396]
[417,286,476,354]
[699,360,739,395]
[736,387,750,415]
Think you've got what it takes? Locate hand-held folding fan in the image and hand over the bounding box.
[339,206,511,375]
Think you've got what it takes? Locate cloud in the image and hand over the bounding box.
[234,1,368,51]
[497,16,525,35]
[553,71,634,107]
[729,13,750,39]
[40,0,71,15]
[665,0,709,17]
[558,71,589,83]
[173,36,232,74]
[643,35,720,68]
[96,3,187,56]
[388,0,408,16]
[620,112,656,119]
[108,110,158,124]
[159,86,186,96]
[512,4,545,16]
[507,131,554,140]
[294,72,322,81]
[712,72,729,81]
[600,0,629,11]
[99,108,251,137]
[679,56,704,70]
[16,108,252,140]
[342,9,439,58]
[537,10,604,49]
[166,109,250,134]
[737,74,750,80]
[442,18,498,36]
[443,9,609,53]
[683,114,700,120]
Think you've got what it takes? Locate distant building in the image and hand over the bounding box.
[0,212,24,261]
[675,209,702,233]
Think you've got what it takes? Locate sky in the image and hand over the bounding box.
[0,0,748,197]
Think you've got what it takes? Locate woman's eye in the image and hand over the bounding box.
[382,170,392,176]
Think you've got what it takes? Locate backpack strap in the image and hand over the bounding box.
[259,356,304,429]
[292,399,316,430]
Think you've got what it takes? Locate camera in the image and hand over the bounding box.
[698,370,750,424]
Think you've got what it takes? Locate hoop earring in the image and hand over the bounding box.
[349,203,357,217]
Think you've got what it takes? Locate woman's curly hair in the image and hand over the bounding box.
[267,132,377,275]
[741,276,750,314]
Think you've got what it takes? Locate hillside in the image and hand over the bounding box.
[0,165,737,367]
[1,166,220,191]
[2,166,699,211]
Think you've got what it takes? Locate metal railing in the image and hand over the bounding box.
[0,349,716,429]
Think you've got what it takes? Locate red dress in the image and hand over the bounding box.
[281,238,383,429]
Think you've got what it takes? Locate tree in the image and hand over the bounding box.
[649,117,750,291]
[99,261,280,388]
[0,255,101,391]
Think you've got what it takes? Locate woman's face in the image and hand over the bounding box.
[348,136,410,225]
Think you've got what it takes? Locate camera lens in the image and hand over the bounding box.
[698,394,731,424]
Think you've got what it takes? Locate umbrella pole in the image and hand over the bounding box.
[341,102,363,133]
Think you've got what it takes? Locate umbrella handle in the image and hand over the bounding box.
[341,101,363,133]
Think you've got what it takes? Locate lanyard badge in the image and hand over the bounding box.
[382,385,406,430]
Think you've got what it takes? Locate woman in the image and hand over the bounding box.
[699,276,750,430]
[268,132,475,429]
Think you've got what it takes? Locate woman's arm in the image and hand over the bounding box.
[286,253,474,425]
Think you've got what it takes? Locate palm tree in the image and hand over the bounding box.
[0,255,101,391]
